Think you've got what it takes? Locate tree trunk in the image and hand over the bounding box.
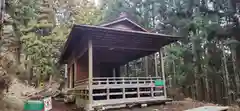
[126,63,129,77]
[192,39,199,100]
[124,64,127,77]
[231,45,240,100]
[173,60,176,86]
[49,75,53,84]
[204,47,210,102]
[0,0,4,40]
[221,41,231,104]
[134,61,137,76]
[12,23,21,64]
[160,48,167,97]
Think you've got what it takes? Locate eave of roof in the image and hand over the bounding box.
[77,24,181,39]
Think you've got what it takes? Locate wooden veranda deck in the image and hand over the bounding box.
[73,77,171,110]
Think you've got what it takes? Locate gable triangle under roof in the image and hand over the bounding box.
[100,12,148,32]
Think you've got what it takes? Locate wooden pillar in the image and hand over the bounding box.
[113,68,116,77]
[145,57,148,77]
[69,65,73,88]
[137,78,140,98]
[88,39,93,110]
[74,60,78,87]
[64,64,68,88]
[64,64,68,78]
[160,48,167,98]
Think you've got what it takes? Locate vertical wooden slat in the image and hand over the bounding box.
[88,39,93,110]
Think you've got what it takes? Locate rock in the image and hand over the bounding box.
[64,95,75,103]
[94,106,105,111]
[126,104,135,108]
[140,104,147,108]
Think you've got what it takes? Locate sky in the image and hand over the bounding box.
[94,0,99,4]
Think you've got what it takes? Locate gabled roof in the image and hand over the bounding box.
[100,17,148,32]
[99,12,148,32]
[59,12,182,64]
[59,24,181,64]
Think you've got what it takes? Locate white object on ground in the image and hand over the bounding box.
[141,103,147,108]
[43,97,52,111]
[185,106,229,111]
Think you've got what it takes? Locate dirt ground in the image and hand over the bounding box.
[2,78,240,111]
[51,100,75,111]
[51,98,240,111]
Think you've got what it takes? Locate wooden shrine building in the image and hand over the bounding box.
[59,16,181,110]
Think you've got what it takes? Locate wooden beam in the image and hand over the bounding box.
[69,65,73,88]
[92,34,162,50]
[88,39,93,110]
[76,47,88,59]
[76,25,181,39]
[93,45,158,52]
[74,60,77,83]
[75,35,88,59]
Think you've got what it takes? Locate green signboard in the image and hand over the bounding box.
[154,80,164,86]
[24,100,44,111]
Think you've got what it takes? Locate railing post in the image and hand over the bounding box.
[88,39,93,110]
[122,78,125,99]
[151,78,154,97]
[106,78,110,100]
[137,78,140,98]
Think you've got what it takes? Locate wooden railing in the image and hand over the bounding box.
[92,77,162,85]
[73,77,166,108]
[91,77,164,101]
[74,78,89,86]
[74,77,162,86]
